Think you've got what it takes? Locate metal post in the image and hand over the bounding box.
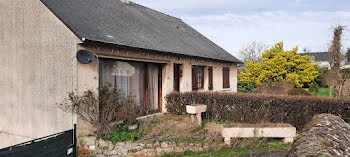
[73,124,77,157]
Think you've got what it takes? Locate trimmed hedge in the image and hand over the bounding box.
[166,92,350,130]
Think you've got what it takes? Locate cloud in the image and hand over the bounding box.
[131,0,350,56]
[181,11,350,55]
[132,0,350,15]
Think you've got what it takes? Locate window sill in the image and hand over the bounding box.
[222,88,232,91]
[195,89,205,92]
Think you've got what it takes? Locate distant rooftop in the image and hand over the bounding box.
[299,52,330,62]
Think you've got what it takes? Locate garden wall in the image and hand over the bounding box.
[166,92,350,130]
[78,136,209,156]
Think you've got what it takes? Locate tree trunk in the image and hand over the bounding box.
[336,83,343,98]
[329,86,333,98]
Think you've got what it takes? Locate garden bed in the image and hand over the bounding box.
[78,114,292,156]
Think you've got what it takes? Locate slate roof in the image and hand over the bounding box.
[41,0,241,63]
[299,52,330,62]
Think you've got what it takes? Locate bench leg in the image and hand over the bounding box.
[196,113,202,126]
[224,137,231,146]
[190,113,203,126]
[283,137,294,143]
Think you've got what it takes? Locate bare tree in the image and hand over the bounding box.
[303,48,312,54]
[239,41,269,63]
[329,25,345,98]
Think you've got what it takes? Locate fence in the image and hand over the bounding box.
[0,125,77,157]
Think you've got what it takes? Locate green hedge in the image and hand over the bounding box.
[166,92,350,130]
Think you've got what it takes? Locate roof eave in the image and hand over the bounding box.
[81,39,241,64]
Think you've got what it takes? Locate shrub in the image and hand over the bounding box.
[287,88,311,96]
[237,77,257,93]
[309,83,320,94]
[166,92,350,130]
[106,124,142,142]
[59,83,148,137]
[238,82,257,93]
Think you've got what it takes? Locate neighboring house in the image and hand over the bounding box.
[299,52,350,69]
[299,52,350,96]
[0,0,241,148]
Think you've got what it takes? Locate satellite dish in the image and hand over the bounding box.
[76,50,95,64]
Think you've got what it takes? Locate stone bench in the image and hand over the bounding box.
[186,104,207,126]
[221,124,296,145]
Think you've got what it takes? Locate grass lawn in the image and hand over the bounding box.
[163,140,291,157]
[307,87,335,97]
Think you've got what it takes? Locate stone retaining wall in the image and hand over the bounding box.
[78,136,210,157]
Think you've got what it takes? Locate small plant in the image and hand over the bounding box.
[106,124,142,142]
[194,126,208,133]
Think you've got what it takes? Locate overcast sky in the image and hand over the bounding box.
[132,0,350,57]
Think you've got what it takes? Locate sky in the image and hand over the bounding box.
[132,0,350,58]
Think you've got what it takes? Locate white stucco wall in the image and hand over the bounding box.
[163,60,238,112]
[176,61,237,93]
[80,45,238,113]
[0,0,79,148]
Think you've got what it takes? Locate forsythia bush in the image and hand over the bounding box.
[239,42,319,87]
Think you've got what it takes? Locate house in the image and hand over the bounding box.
[299,52,350,69]
[0,0,241,148]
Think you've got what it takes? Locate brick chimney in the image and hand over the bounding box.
[121,0,129,4]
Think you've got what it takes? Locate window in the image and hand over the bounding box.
[192,66,204,90]
[174,64,181,91]
[223,67,230,89]
[208,67,213,90]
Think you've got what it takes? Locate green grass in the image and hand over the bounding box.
[162,140,291,157]
[308,87,335,97]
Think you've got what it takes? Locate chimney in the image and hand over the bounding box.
[121,0,129,4]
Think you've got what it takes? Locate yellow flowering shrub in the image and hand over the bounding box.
[239,42,319,87]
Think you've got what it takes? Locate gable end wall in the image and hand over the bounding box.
[0,0,79,148]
